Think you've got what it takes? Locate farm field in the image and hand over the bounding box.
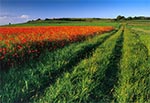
[0,20,150,103]
[0,26,113,69]
[4,19,119,27]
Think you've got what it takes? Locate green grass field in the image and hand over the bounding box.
[0,20,150,103]
[4,19,120,27]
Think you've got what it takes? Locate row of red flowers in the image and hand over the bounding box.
[0,26,114,69]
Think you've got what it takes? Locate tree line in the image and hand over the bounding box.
[116,15,150,21]
[26,15,150,23]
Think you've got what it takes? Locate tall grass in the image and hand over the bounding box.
[115,27,150,103]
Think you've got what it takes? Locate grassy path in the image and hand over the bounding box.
[100,27,124,101]
[32,27,123,103]
[115,27,150,103]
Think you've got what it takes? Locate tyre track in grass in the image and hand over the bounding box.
[17,30,118,102]
[115,27,150,103]
[89,27,124,102]
[101,28,124,102]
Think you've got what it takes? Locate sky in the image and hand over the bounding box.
[0,0,150,25]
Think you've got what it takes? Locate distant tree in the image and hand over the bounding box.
[9,23,11,25]
[36,18,41,21]
[127,17,133,20]
[116,15,125,21]
[27,20,35,23]
[45,18,50,21]
[139,16,145,20]
[146,17,150,20]
[27,20,32,23]
[133,16,139,20]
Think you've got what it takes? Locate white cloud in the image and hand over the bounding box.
[0,16,7,19]
[0,14,30,25]
[19,15,29,19]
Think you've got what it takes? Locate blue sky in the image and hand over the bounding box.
[0,0,150,25]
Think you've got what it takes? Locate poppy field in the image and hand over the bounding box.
[0,20,150,103]
[0,26,114,69]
